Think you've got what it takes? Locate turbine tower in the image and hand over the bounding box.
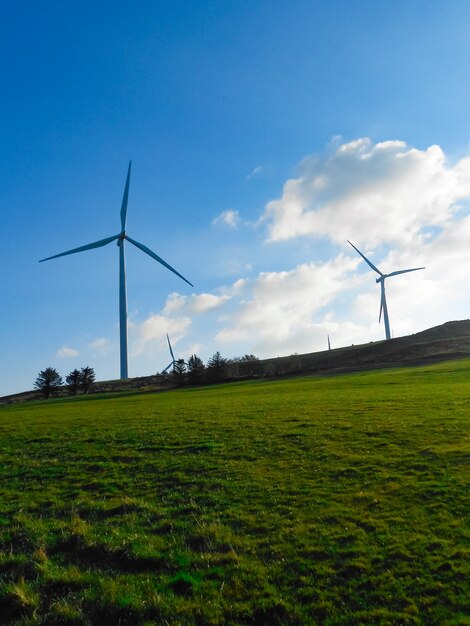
[162,334,177,373]
[40,162,193,379]
[347,240,424,340]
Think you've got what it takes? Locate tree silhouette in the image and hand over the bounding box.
[239,354,262,376]
[80,366,95,394]
[34,367,63,399]
[186,354,205,385]
[65,369,81,395]
[240,354,259,362]
[206,351,228,383]
[172,359,186,386]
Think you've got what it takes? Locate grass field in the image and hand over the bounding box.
[0,361,469,625]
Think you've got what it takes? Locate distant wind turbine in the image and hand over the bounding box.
[347,240,424,340]
[40,162,193,379]
[162,334,177,373]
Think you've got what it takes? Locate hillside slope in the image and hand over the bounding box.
[2,319,470,404]
[262,319,470,377]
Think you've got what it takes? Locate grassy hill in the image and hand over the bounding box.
[3,319,470,405]
[260,319,470,377]
[0,359,469,624]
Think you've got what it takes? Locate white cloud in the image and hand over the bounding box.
[212,209,241,228]
[182,343,204,359]
[132,314,191,356]
[263,138,470,248]
[189,293,231,313]
[57,346,79,358]
[88,338,112,354]
[163,292,231,316]
[162,293,187,315]
[215,255,360,354]
[246,165,263,180]
[210,136,470,352]
[131,291,233,360]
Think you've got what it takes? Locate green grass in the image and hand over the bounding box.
[0,360,469,625]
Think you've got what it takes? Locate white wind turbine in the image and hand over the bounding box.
[348,241,425,340]
[40,162,193,379]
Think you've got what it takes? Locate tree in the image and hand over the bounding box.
[34,367,63,399]
[79,366,95,394]
[172,359,186,386]
[65,369,81,395]
[186,354,205,385]
[206,351,228,383]
[239,354,262,377]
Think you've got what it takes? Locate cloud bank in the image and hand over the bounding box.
[131,138,470,366]
[263,138,470,248]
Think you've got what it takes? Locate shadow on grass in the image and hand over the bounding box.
[51,535,169,574]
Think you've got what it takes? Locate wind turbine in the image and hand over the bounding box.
[162,334,177,373]
[347,240,424,340]
[40,162,193,379]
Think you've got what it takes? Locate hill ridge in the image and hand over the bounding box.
[2,319,470,404]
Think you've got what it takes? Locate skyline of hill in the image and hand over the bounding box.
[2,319,470,405]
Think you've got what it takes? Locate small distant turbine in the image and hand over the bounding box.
[162,334,177,373]
[348,240,424,340]
[327,334,331,350]
[40,162,193,379]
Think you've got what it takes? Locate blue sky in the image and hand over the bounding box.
[2,1,470,395]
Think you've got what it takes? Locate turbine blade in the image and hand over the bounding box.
[347,240,383,276]
[39,234,120,262]
[125,235,193,287]
[120,161,132,232]
[167,334,176,361]
[379,289,384,323]
[386,267,425,278]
